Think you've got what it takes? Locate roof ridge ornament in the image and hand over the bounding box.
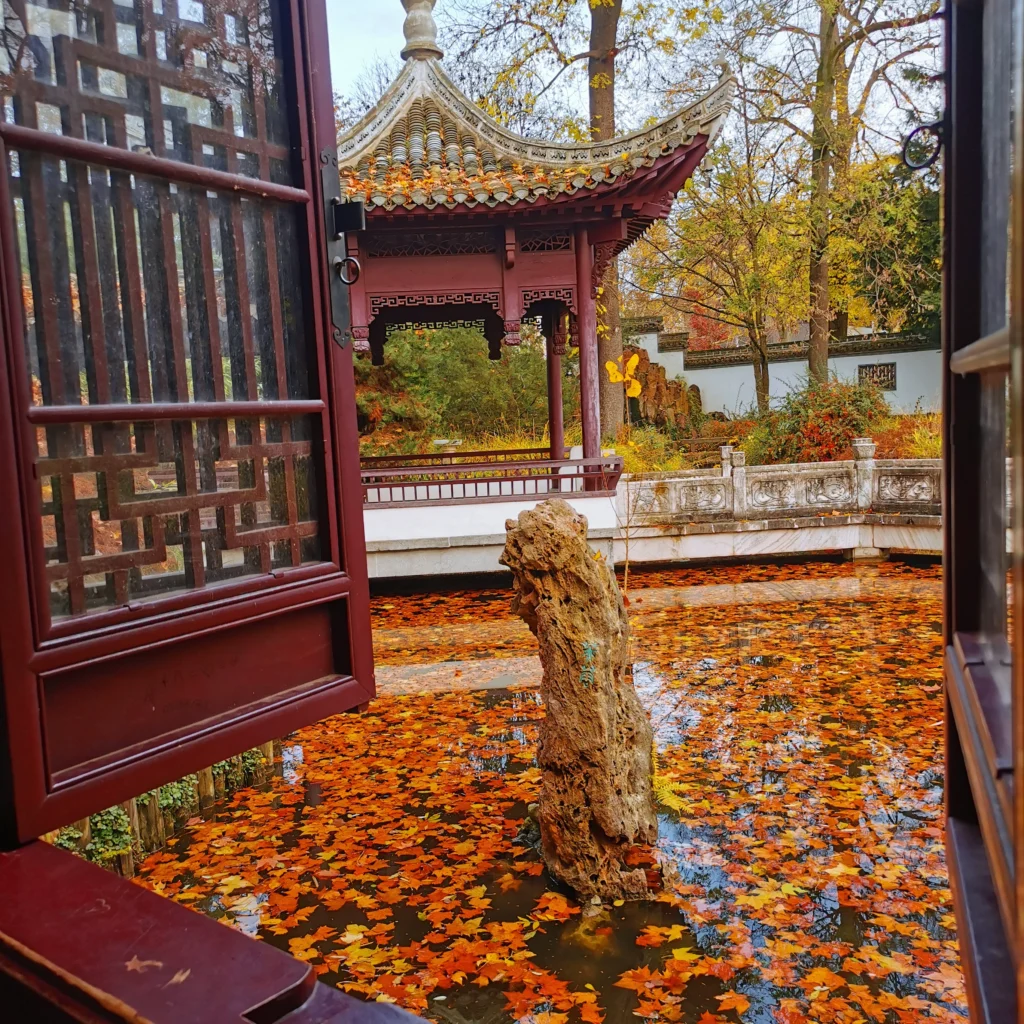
[401,0,444,62]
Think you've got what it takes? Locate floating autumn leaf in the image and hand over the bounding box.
[532,891,581,922]
[715,990,751,1013]
[636,924,687,947]
[670,946,703,962]
[799,966,848,993]
[614,965,661,993]
[134,559,964,1024]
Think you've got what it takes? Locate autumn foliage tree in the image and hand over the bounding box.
[682,291,734,350]
[623,104,806,414]
[842,155,941,338]
[442,0,689,436]
[717,0,942,379]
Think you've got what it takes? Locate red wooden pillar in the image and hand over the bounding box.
[544,314,565,461]
[575,227,601,460]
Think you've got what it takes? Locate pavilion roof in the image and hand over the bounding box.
[337,58,735,213]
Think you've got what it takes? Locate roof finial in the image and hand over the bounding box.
[401,0,444,61]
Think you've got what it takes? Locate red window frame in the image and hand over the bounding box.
[0,0,374,845]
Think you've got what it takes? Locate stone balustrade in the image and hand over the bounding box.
[364,441,945,578]
[618,440,942,525]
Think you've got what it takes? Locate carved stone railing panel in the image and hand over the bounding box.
[620,444,942,527]
[804,472,855,507]
[678,481,730,515]
[748,476,798,511]
[873,460,943,513]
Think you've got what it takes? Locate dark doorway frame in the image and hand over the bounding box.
[0,1,415,1020]
[0,0,374,843]
[943,0,1021,1018]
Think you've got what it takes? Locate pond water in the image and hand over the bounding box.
[136,558,965,1023]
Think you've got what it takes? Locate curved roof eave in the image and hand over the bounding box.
[345,134,711,216]
[336,58,735,175]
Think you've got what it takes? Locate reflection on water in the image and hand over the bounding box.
[136,559,964,1023]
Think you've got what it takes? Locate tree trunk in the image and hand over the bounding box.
[590,1,624,436]
[749,323,770,415]
[829,308,849,343]
[500,499,658,900]
[808,4,837,383]
[588,2,620,141]
[829,51,854,347]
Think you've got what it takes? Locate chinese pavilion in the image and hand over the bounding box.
[339,0,733,469]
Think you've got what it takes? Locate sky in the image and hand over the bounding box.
[327,3,406,97]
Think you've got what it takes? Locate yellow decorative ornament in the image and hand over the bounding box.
[605,354,642,398]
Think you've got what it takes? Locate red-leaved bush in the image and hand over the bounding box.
[742,377,889,465]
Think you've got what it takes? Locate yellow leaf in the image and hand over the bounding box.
[605,361,624,383]
[624,353,640,377]
[825,863,860,877]
[671,947,701,962]
[626,379,642,398]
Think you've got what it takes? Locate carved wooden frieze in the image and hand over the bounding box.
[369,291,503,317]
[522,287,577,314]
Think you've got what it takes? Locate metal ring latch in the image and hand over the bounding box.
[901,121,943,170]
[334,255,361,286]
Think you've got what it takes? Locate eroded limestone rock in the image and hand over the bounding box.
[500,499,658,899]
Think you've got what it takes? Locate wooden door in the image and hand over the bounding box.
[0,0,373,844]
[943,0,1023,1017]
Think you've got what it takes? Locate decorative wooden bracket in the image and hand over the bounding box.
[504,226,516,269]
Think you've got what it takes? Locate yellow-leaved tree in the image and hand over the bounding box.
[441,0,710,435]
[713,0,942,379]
[622,100,806,415]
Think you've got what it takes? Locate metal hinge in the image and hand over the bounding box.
[320,148,365,348]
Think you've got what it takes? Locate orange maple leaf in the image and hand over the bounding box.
[716,990,751,1013]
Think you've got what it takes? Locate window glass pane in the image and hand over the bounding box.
[0,0,296,185]
[978,375,1009,636]
[9,151,313,407]
[37,415,322,619]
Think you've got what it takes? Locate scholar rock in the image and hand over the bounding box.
[500,499,658,899]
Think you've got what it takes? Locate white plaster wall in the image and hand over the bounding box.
[363,493,617,544]
[363,495,619,577]
[364,513,942,578]
[632,331,659,365]
[681,349,942,416]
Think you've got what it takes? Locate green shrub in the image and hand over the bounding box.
[134,774,199,813]
[84,806,133,863]
[241,748,270,781]
[615,425,690,474]
[355,326,581,452]
[742,376,888,465]
[52,824,83,853]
